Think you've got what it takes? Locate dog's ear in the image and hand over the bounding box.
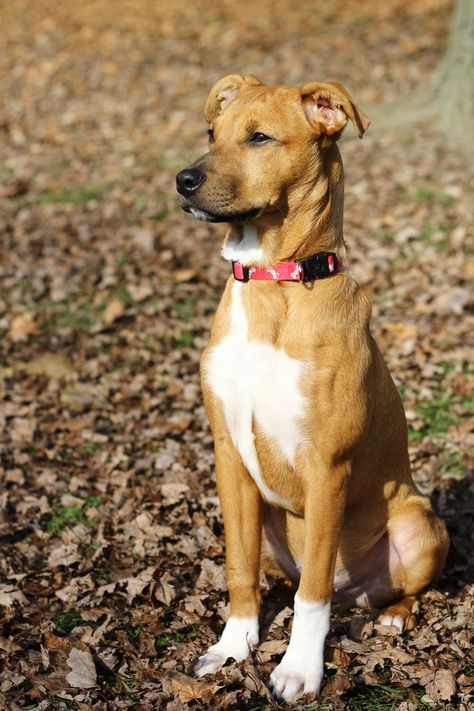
[300,81,370,139]
[205,74,263,123]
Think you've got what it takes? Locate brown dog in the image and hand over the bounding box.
[175,75,449,702]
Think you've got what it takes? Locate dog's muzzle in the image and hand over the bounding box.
[176,167,206,198]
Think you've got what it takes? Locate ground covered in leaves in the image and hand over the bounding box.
[0,1,473,709]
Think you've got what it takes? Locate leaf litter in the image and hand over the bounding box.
[0,0,472,709]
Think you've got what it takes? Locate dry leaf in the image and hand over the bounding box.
[425,668,457,702]
[154,572,177,605]
[8,312,38,341]
[0,4,472,710]
[196,559,226,592]
[326,646,351,669]
[66,647,97,689]
[323,670,352,695]
[0,586,29,608]
[22,353,74,378]
[174,269,197,283]
[125,567,156,602]
[161,482,190,503]
[10,417,36,444]
[102,298,125,324]
[168,671,220,702]
[47,543,81,568]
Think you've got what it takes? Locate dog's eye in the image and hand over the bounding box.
[249,132,273,145]
[207,129,215,143]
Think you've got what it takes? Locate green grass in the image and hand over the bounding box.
[439,448,468,476]
[415,222,449,242]
[43,495,101,533]
[126,624,143,642]
[155,625,201,657]
[151,206,169,220]
[53,609,85,633]
[415,186,452,205]
[173,296,198,322]
[172,330,195,348]
[115,282,133,305]
[41,186,106,205]
[337,684,432,711]
[45,299,103,330]
[437,361,455,376]
[408,393,459,443]
[81,441,102,456]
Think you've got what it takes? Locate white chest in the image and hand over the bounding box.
[205,282,306,507]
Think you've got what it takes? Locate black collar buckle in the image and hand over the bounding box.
[298,252,338,281]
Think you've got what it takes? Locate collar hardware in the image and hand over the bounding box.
[232,252,341,282]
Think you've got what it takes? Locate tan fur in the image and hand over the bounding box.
[178,75,449,686]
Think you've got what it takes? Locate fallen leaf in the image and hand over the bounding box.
[168,671,220,702]
[10,417,36,444]
[425,668,457,702]
[125,567,156,602]
[66,647,97,689]
[102,298,125,324]
[47,543,81,568]
[22,353,75,378]
[154,572,177,605]
[0,586,29,608]
[196,559,226,592]
[174,268,197,283]
[323,670,352,695]
[161,482,190,503]
[8,312,38,341]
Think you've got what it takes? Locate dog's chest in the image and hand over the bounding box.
[205,283,306,508]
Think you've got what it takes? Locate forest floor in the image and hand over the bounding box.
[0,1,472,709]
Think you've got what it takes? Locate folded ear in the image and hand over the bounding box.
[300,81,370,139]
[205,74,263,124]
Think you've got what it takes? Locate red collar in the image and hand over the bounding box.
[232,252,342,282]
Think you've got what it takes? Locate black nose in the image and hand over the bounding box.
[176,167,206,197]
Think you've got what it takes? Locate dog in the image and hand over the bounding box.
[175,74,449,703]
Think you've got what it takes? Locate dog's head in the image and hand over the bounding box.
[176,75,369,224]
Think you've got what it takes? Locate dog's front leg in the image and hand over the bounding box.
[195,429,262,677]
[269,460,349,702]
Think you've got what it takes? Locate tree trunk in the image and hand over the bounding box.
[373,0,474,149]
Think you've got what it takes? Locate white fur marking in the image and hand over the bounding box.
[205,282,306,508]
[194,616,259,676]
[221,225,268,266]
[378,613,404,633]
[270,595,330,702]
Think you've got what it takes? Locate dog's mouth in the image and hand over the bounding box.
[180,200,260,224]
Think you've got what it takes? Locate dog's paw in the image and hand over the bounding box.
[269,656,323,702]
[377,612,405,633]
[268,595,329,701]
[377,597,417,633]
[194,616,259,677]
[194,649,232,677]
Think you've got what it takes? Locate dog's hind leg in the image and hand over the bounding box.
[377,495,449,632]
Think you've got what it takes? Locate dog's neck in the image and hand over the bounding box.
[222,144,346,267]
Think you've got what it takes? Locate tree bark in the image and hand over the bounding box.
[373,0,474,149]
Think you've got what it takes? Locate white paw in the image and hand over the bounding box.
[269,657,323,702]
[378,613,404,633]
[268,596,330,702]
[195,649,233,677]
[194,616,259,677]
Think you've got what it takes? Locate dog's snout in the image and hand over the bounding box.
[176,167,206,197]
